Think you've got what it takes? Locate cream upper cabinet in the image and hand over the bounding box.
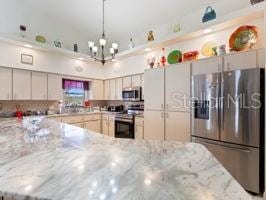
[144,68,165,110]
[13,69,31,100]
[109,79,116,100]
[32,72,48,100]
[131,75,141,87]
[48,74,62,100]
[123,76,132,88]
[165,63,190,112]
[104,80,110,100]
[115,78,123,100]
[224,50,258,71]
[192,57,223,75]
[165,111,190,142]
[144,110,164,140]
[0,67,12,100]
[92,80,104,100]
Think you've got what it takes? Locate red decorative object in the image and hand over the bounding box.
[160,48,167,67]
[15,105,23,119]
[229,25,258,51]
[183,51,199,62]
[84,101,91,107]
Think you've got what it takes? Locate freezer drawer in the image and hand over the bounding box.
[193,137,261,194]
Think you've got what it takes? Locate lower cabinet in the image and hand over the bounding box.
[135,125,144,139]
[84,114,101,133]
[144,110,164,140]
[135,117,144,139]
[84,120,101,132]
[102,119,109,136]
[144,110,190,142]
[165,111,190,142]
[101,114,115,137]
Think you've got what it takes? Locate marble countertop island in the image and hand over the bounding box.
[0,117,252,200]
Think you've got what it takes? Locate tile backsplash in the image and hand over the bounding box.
[0,101,58,113]
[0,100,144,113]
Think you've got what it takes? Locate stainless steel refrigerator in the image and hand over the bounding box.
[191,68,264,194]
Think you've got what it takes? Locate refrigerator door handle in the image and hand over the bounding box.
[220,73,225,131]
[197,140,252,153]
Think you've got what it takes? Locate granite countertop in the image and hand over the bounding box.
[0,117,252,200]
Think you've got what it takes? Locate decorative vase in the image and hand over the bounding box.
[160,48,167,67]
[74,44,78,52]
[147,57,156,69]
[218,45,226,55]
[19,25,27,38]
[129,38,135,49]
[173,24,181,33]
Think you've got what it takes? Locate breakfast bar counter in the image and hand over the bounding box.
[0,117,252,200]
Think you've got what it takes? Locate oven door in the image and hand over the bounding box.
[115,119,134,139]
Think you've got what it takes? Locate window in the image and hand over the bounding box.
[62,79,89,107]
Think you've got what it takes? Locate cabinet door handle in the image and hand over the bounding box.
[161,112,164,118]
[166,113,169,118]
[161,104,164,109]
[166,104,169,110]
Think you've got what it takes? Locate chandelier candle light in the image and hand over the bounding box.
[88,0,118,65]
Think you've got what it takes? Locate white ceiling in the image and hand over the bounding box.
[22,0,224,50]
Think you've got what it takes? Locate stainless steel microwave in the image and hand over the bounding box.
[122,87,142,101]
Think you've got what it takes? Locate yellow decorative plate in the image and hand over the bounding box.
[201,42,217,57]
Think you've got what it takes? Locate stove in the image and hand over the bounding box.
[114,105,144,139]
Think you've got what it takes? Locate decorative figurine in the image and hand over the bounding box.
[147,31,155,42]
[147,57,156,69]
[19,25,27,38]
[129,38,135,49]
[202,6,216,23]
[212,47,218,56]
[74,44,78,52]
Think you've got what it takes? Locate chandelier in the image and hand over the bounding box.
[88,0,118,65]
